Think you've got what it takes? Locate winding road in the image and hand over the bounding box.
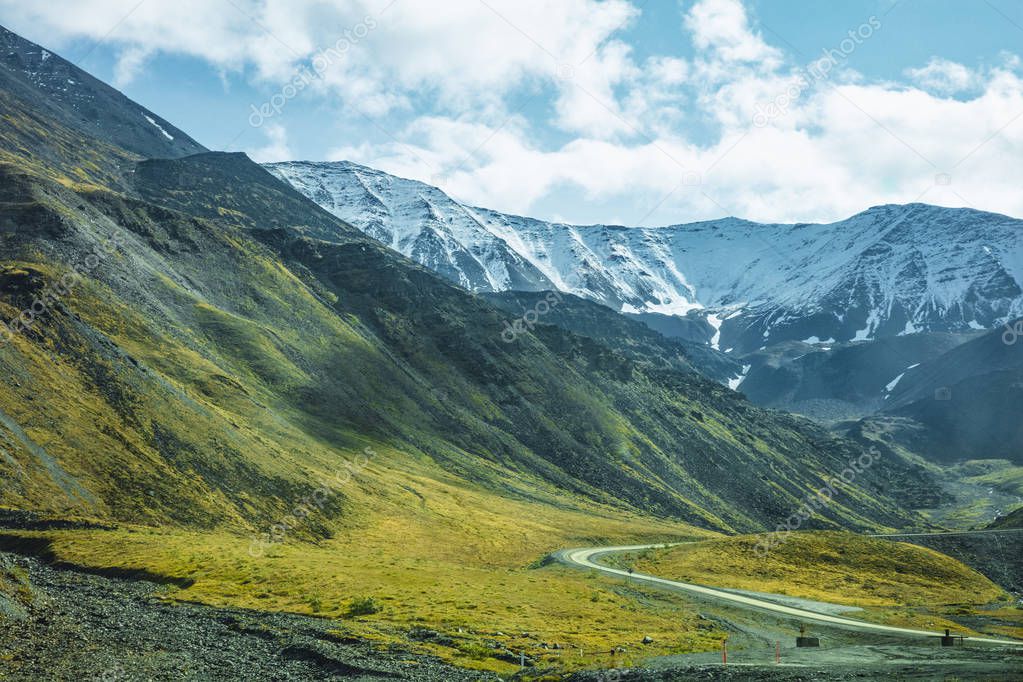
[558,543,1023,647]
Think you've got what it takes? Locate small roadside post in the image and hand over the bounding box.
[796,623,820,648]
[722,635,728,666]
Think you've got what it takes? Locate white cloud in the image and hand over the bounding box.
[684,0,782,73]
[905,58,980,95]
[336,63,1023,223]
[247,122,292,162]
[553,39,641,139]
[3,0,1022,224]
[112,44,152,87]
[3,0,650,138]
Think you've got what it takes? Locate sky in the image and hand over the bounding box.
[2,0,1022,226]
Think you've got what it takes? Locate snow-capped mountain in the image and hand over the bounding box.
[266,160,1023,354]
[266,160,556,293]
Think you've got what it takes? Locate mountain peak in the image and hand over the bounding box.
[0,23,205,160]
[855,202,1014,222]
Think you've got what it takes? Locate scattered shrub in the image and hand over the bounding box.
[346,596,380,617]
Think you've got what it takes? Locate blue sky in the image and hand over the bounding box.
[3,0,1022,225]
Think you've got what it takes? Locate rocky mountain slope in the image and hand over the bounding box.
[266,161,1023,354]
[871,323,1023,464]
[0,26,203,163]
[0,25,928,537]
[735,332,979,421]
[989,507,1023,529]
[480,290,743,384]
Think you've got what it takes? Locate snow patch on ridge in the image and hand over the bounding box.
[707,313,723,350]
[728,364,751,391]
[853,310,881,342]
[884,363,921,397]
[885,373,906,393]
[143,113,174,140]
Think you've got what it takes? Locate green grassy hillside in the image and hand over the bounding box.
[620,532,1007,608]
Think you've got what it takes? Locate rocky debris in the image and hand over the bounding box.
[0,553,33,622]
[0,551,497,681]
[0,508,116,531]
[641,636,654,644]
[406,627,455,647]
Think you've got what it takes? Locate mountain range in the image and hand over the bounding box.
[266,160,1023,355]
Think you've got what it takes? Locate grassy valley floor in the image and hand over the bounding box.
[4,494,1022,678]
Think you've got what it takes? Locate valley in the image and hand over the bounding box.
[0,18,1020,682]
